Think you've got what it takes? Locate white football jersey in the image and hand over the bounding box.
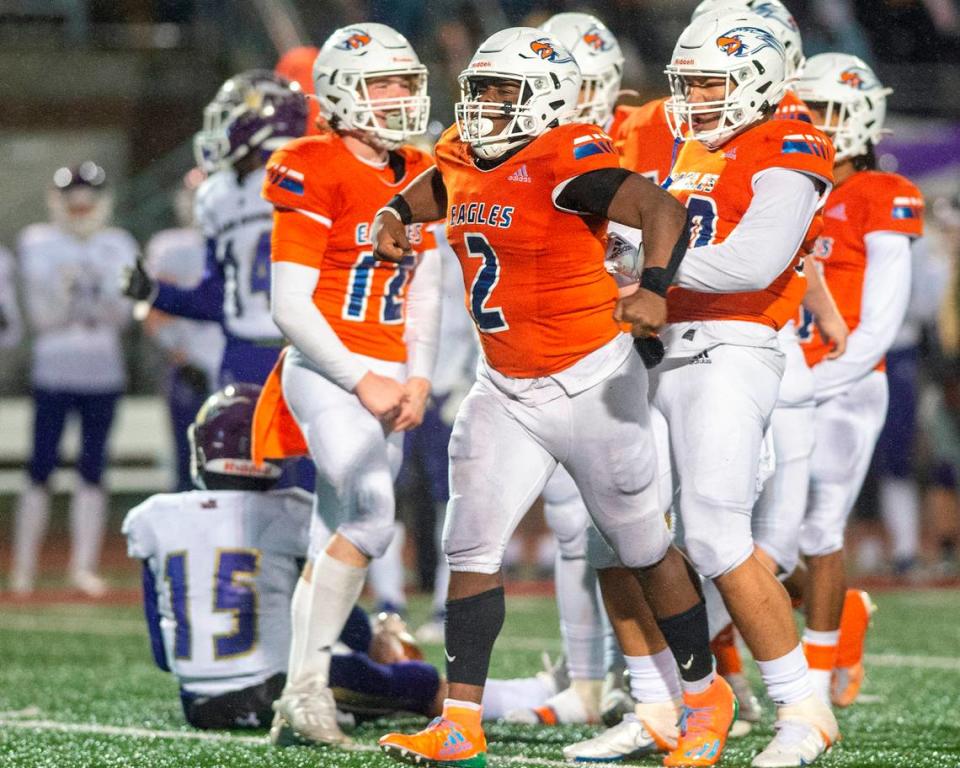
[122,488,311,696]
[194,167,280,342]
[0,245,23,349]
[19,223,136,392]
[145,227,225,386]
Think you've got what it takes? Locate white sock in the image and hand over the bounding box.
[69,482,106,577]
[681,671,714,696]
[625,648,682,703]
[802,628,839,647]
[482,676,553,719]
[756,644,814,706]
[285,576,311,679]
[12,484,50,587]
[555,554,606,679]
[703,577,733,642]
[880,478,919,563]
[432,502,449,616]
[287,552,367,692]
[367,522,407,610]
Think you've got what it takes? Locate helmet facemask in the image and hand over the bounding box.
[803,92,890,161]
[574,62,623,126]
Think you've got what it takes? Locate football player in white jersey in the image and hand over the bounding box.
[143,168,225,491]
[11,162,136,597]
[0,244,23,350]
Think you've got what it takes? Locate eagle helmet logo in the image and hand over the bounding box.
[528,37,574,63]
[336,29,372,51]
[582,26,612,52]
[839,67,874,90]
[715,26,784,58]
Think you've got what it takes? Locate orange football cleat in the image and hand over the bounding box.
[663,676,737,767]
[832,589,876,707]
[380,703,487,768]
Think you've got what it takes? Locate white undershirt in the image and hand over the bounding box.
[812,231,913,402]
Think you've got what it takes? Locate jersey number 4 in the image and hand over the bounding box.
[165,548,260,660]
[466,233,508,333]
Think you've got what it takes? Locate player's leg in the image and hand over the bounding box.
[379,377,557,765]
[655,345,837,767]
[71,390,121,596]
[182,674,286,730]
[273,353,404,745]
[11,388,70,593]
[368,522,408,614]
[567,352,734,767]
[801,372,888,708]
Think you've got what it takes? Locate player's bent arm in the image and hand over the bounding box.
[803,262,847,358]
[812,232,913,401]
[373,167,448,263]
[675,169,822,293]
[152,241,226,323]
[270,260,369,392]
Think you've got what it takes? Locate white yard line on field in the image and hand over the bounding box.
[0,717,622,768]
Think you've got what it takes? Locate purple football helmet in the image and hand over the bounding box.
[188,383,283,491]
[193,69,307,172]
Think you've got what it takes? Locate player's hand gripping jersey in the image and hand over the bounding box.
[801,171,924,368]
[263,133,437,362]
[665,119,834,328]
[611,97,678,185]
[434,122,623,378]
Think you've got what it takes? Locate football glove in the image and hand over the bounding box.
[121,256,157,302]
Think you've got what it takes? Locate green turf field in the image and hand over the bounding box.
[0,591,958,768]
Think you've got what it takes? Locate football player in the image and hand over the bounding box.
[123,385,445,730]
[11,162,137,597]
[249,23,440,747]
[794,54,923,708]
[372,27,736,768]
[647,10,839,767]
[142,168,224,491]
[123,70,306,389]
[274,46,323,135]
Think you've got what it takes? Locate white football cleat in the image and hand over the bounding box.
[413,618,445,645]
[562,700,679,762]
[271,686,353,747]
[70,570,107,598]
[751,694,839,767]
[600,668,636,727]
[506,681,600,725]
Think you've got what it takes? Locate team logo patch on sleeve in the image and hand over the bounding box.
[781,133,830,158]
[573,133,615,160]
[268,165,305,195]
[892,196,923,220]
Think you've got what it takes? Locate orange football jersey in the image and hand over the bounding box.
[665,118,834,328]
[262,133,436,363]
[801,170,924,367]
[612,97,678,185]
[434,123,622,378]
[775,89,813,124]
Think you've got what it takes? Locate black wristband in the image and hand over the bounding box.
[640,266,670,297]
[386,194,413,225]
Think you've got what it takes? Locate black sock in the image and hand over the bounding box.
[656,600,714,683]
[444,586,505,687]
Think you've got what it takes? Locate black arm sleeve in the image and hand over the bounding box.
[553,168,632,217]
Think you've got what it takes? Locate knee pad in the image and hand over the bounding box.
[599,513,672,570]
[544,496,589,560]
[798,517,844,558]
[681,501,753,579]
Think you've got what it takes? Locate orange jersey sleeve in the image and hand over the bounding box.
[774,90,814,124]
[612,97,678,185]
[435,123,621,378]
[665,118,834,329]
[862,173,924,238]
[261,134,438,362]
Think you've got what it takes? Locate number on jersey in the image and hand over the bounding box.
[343,252,416,324]
[222,231,272,318]
[465,233,508,333]
[686,195,718,248]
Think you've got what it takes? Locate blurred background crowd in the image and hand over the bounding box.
[1,0,959,595]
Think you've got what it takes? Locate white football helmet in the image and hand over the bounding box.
[692,0,804,78]
[47,162,113,239]
[540,13,624,127]
[456,27,581,160]
[313,23,430,149]
[665,10,786,148]
[792,53,892,161]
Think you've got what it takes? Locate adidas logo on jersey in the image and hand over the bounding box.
[507,165,532,183]
[826,203,847,221]
[690,349,712,365]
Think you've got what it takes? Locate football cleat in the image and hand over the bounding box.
[415,617,445,645]
[600,668,636,727]
[831,589,876,707]
[725,672,762,735]
[271,686,352,747]
[562,700,679,762]
[69,570,107,598]
[664,676,737,767]
[505,681,600,725]
[380,707,487,768]
[751,694,839,767]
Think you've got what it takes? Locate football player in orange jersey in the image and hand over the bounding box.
[274,45,324,135]
[249,24,440,747]
[793,54,923,710]
[649,9,842,767]
[372,27,737,768]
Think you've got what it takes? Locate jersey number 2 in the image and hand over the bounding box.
[465,233,508,333]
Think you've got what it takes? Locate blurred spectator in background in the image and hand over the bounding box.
[143,168,224,492]
[0,244,23,350]
[922,357,960,574]
[10,162,137,597]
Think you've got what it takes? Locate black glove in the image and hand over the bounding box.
[634,336,665,370]
[121,257,156,302]
[175,363,210,397]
